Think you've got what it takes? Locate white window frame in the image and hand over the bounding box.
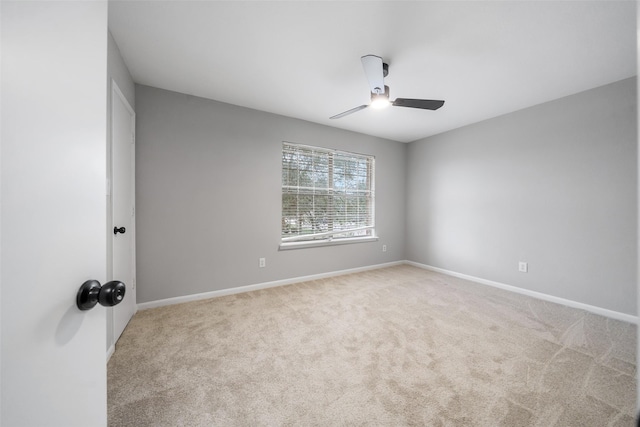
[280,142,377,250]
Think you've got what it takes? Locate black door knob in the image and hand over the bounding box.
[114,226,126,235]
[99,281,126,307]
[76,280,126,311]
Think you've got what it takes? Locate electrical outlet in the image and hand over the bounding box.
[382,245,387,252]
[259,258,266,268]
[518,262,528,273]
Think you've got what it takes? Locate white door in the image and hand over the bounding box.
[1,2,109,426]
[111,81,137,343]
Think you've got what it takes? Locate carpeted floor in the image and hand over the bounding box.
[108,265,636,426]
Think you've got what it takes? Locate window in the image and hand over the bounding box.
[281,142,375,248]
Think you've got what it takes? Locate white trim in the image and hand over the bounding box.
[136,259,637,325]
[406,261,638,324]
[109,79,137,349]
[137,261,403,311]
[281,226,375,243]
[106,344,115,362]
[279,235,378,250]
[111,80,135,116]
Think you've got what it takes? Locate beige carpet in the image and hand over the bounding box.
[108,265,636,426]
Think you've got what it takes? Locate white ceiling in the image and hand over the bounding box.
[109,1,636,143]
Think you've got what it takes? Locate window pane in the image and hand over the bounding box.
[282,142,375,243]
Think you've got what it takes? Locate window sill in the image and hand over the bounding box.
[279,236,379,251]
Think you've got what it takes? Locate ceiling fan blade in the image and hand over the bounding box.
[392,98,445,110]
[330,104,369,120]
[361,55,385,94]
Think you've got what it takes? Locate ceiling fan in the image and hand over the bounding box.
[330,55,445,120]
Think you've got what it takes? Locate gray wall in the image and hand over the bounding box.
[406,77,637,315]
[135,85,406,303]
[107,31,135,351]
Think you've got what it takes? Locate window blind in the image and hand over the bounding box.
[282,142,375,243]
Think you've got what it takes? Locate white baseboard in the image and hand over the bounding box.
[137,261,404,311]
[106,306,138,361]
[106,344,115,362]
[136,260,637,324]
[406,261,638,324]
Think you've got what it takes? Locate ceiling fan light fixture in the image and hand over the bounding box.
[371,97,390,109]
[370,86,390,109]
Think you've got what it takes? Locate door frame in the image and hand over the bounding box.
[107,79,137,358]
